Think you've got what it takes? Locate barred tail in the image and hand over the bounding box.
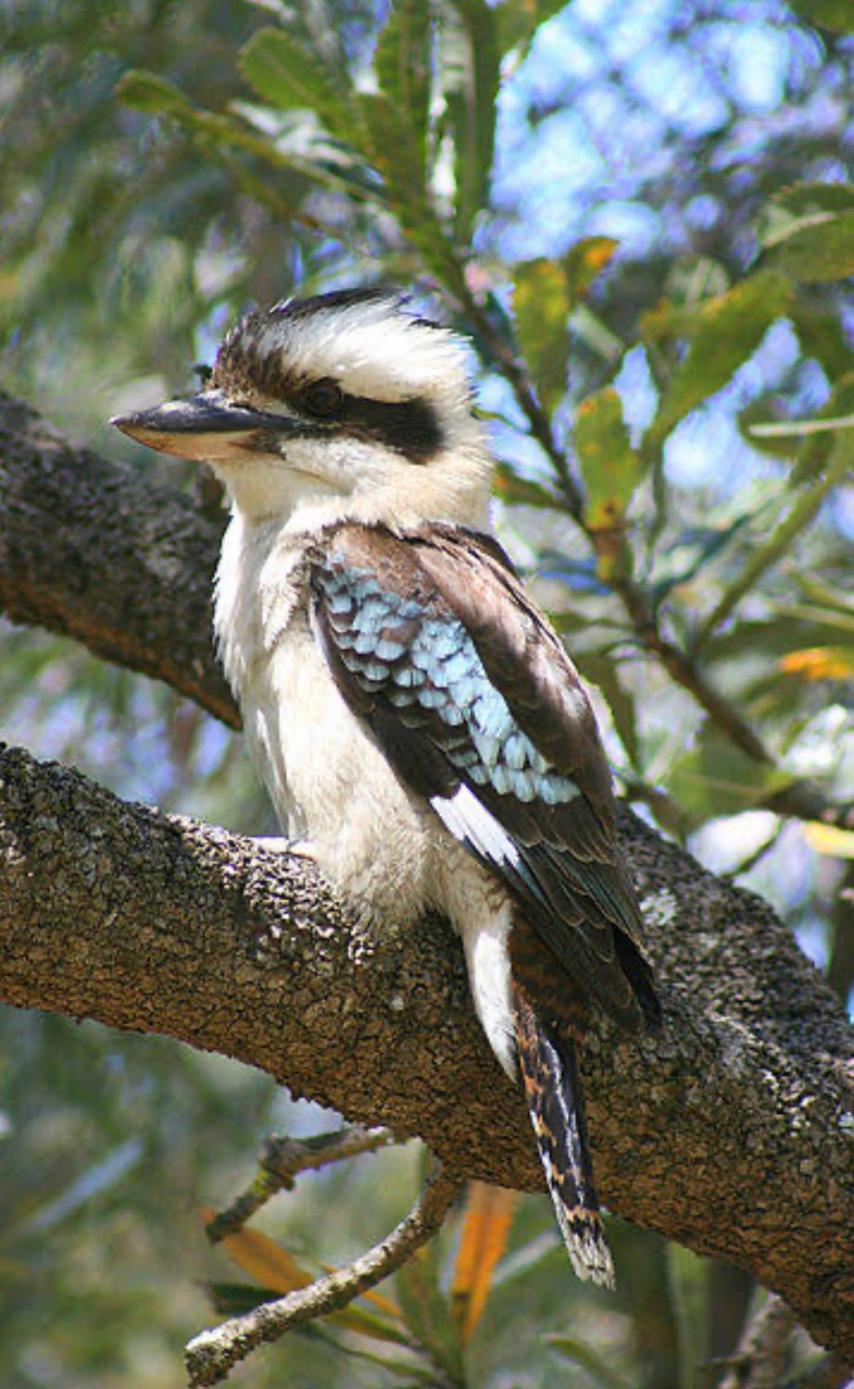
[514,989,615,1288]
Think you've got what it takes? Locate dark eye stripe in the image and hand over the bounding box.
[335,393,442,463]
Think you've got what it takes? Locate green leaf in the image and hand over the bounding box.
[396,1243,464,1382]
[493,463,561,509]
[563,236,619,301]
[573,651,640,768]
[375,0,431,185]
[769,211,854,283]
[695,428,852,648]
[703,612,854,670]
[239,27,355,139]
[761,184,854,282]
[496,0,567,57]
[666,1244,708,1389]
[574,388,645,530]
[669,724,794,818]
[790,302,854,380]
[117,69,365,212]
[650,512,760,607]
[643,272,792,449]
[790,0,854,32]
[116,70,194,117]
[446,0,500,241]
[765,182,854,218]
[547,1334,631,1389]
[356,94,460,291]
[513,259,572,413]
[512,242,616,414]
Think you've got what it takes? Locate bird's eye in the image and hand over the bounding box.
[300,378,344,417]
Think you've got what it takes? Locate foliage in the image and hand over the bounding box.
[0,0,851,1385]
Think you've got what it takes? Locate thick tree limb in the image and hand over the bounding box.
[1,388,852,1361]
[0,388,236,725]
[0,743,851,1359]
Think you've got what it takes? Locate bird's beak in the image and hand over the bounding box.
[110,389,301,462]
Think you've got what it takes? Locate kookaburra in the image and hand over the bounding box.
[112,287,659,1287]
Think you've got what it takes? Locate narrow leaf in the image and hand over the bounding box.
[564,236,619,301]
[493,463,562,509]
[451,1182,516,1345]
[203,1209,410,1346]
[356,94,459,291]
[513,259,571,413]
[547,1334,631,1389]
[240,27,354,139]
[448,0,500,240]
[574,652,640,768]
[512,241,617,415]
[695,431,853,646]
[202,1205,311,1294]
[375,0,431,185]
[790,301,854,379]
[396,1242,464,1379]
[116,70,194,117]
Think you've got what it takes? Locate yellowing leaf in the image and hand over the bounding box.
[451,1183,516,1345]
[201,1207,312,1294]
[804,823,854,860]
[513,238,618,416]
[203,1209,408,1345]
[513,259,571,414]
[574,388,644,533]
[564,235,618,300]
[779,647,853,680]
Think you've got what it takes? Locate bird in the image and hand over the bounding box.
[112,286,660,1288]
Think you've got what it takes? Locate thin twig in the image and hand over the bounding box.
[185,1163,464,1386]
[205,1127,392,1242]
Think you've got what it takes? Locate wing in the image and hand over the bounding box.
[310,521,658,1031]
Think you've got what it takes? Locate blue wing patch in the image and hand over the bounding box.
[316,556,579,809]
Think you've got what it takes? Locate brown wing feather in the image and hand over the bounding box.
[312,520,658,1032]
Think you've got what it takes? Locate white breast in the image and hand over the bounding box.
[214,511,435,924]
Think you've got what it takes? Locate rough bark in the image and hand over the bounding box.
[0,388,236,726]
[1,388,852,1362]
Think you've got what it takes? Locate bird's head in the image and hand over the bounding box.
[112,288,492,530]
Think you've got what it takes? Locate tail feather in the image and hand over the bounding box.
[514,989,615,1289]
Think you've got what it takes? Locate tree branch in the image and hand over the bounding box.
[1,386,852,1361]
[0,388,237,726]
[185,1164,464,1386]
[0,743,851,1359]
